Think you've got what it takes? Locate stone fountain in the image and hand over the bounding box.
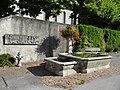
[45,51,112,76]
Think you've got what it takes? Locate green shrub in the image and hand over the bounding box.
[113,46,120,52]
[103,29,120,52]
[0,53,16,67]
[76,24,105,52]
[74,24,120,53]
[79,80,85,85]
[73,36,92,52]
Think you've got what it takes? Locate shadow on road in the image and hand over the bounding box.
[27,63,57,76]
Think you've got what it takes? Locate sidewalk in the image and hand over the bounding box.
[0,73,63,90]
[0,53,120,90]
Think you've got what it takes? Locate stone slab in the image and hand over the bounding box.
[85,48,101,52]
[4,34,40,45]
[2,73,63,90]
[3,73,45,88]
[0,77,6,88]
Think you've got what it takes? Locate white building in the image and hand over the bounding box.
[21,10,73,24]
[15,0,74,24]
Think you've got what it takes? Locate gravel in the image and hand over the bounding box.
[0,61,120,89]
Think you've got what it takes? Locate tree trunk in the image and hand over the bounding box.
[45,13,49,21]
[73,10,77,25]
[74,14,77,25]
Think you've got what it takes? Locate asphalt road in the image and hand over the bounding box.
[72,53,120,90]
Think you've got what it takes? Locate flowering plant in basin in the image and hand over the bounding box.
[60,26,80,41]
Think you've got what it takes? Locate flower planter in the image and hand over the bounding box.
[45,53,112,76]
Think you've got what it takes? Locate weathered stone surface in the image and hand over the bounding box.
[79,59,111,73]
[45,53,112,76]
[0,15,66,63]
[4,34,40,45]
[45,57,78,76]
[85,48,101,52]
[0,77,6,88]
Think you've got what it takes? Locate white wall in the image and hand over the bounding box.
[0,15,66,63]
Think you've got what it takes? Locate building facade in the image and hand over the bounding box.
[15,0,75,24]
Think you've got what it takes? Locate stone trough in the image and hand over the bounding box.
[45,53,112,76]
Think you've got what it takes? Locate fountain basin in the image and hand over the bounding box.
[45,53,112,76]
[45,57,79,76]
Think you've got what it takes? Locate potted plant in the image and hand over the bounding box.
[60,26,80,54]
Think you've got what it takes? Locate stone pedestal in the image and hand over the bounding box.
[66,38,73,54]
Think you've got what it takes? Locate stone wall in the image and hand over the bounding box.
[0,15,66,63]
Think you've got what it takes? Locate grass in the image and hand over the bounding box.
[72,54,95,58]
[79,80,85,85]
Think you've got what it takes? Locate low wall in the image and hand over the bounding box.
[0,15,66,63]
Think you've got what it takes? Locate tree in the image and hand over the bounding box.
[17,0,120,29]
[17,0,63,20]
[84,0,120,29]
[17,0,42,18]
[0,0,16,18]
[59,0,83,25]
[42,0,64,20]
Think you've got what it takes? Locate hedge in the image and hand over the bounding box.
[74,24,120,52]
[103,29,120,52]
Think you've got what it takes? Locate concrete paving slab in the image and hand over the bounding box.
[2,73,63,90]
[4,73,45,87]
[0,77,6,87]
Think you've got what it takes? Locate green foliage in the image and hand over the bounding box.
[17,0,63,19]
[42,0,63,20]
[0,53,16,67]
[78,24,105,52]
[86,0,120,22]
[16,0,120,30]
[73,36,92,52]
[79,80,85,85]
[103,29,120,52]
[59,0,85,24]
[17,0,42,17]
[73,54,94,58]
[75,24,120,52]
[0,0,16,18]
[85,0,120,29]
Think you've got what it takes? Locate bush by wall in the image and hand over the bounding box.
[103,29,120,52]
[0,53,16,67]
[74,24,105,52]
[74,24,120,52]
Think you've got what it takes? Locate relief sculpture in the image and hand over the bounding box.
[4,34,40,45]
